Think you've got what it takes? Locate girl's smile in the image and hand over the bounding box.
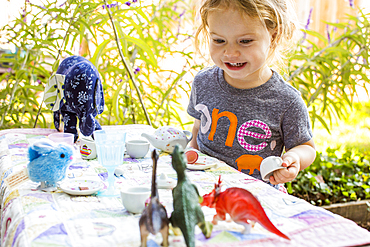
[208,8,274,89]
[225,62,247,70]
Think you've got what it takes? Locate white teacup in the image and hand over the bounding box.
[48,132,74,145]
[120,186,151,214]
[78,136,97,160]
[125,139,150,159]
[260,156,285,182]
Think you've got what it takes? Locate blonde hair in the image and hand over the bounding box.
[195,0,299,67]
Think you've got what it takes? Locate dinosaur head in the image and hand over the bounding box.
[200,176,222,208]
[200,189,216,208]
[171,145,187,175]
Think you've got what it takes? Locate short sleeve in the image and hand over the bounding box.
[187,78,202,120]
[282,96,313,150]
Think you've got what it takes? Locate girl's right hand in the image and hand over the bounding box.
[270,153,300,184]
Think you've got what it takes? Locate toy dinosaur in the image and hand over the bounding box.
[170,145,213,247]
[139,150,170,247]
[27,139,73,191]
[201,176,290,240]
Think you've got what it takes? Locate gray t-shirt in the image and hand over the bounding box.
[187,66,313,180]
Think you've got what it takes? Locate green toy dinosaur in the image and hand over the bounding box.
[170,145,213,247]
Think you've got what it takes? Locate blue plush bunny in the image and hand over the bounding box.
[27,139,73,191]
[43,56,105,142]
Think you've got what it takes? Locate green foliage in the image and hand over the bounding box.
[287,148,370,206]
[344,101,370,127]
[285,10,370,132]
[313,101,370,155]
[0,0,196,130]
[285,11,370,206]
[1,2,370,133]
[298,104,370,206]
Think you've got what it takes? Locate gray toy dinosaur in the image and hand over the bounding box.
[139,150,170,247]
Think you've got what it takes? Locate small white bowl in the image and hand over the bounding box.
[260,156,286,182]
[120,186,151,214]
[125,139,150,159]
[48,132,74,145]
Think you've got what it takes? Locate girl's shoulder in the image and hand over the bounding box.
[271,71,301,97]
[264,71,305,108]
[194,65,219,80]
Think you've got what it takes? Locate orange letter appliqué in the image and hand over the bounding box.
[208,109,237,147]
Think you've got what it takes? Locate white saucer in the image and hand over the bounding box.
[186,156,218,170]
[60,179,104,195]
[157,173,176,189]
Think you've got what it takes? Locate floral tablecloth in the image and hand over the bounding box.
[1,125,370,247]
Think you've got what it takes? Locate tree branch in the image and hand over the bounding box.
[104,0,152,126]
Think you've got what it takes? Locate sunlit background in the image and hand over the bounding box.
[1,0,370,152]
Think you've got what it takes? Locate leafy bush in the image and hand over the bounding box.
[0,0,197,130]
[1,1,370,133]
[285,10,370,205]
[287,148,370,206]
[285,10,370,132]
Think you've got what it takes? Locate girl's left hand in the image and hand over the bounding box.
[269,153,300,185]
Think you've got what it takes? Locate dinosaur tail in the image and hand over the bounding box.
[253,204,290,240]
[181,226,195,247]
[198,221,213,239]
[259,218,290,240]
[245,191,290,240]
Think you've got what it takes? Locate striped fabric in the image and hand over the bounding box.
[43,74,66,111]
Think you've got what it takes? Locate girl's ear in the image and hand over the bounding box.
[271,28,278,43]
[270,28,280,49]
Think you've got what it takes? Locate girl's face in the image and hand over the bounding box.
[208,8,274,89]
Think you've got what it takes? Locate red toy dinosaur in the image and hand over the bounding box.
[201,176,290,240]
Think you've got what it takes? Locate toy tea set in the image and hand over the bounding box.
[76,125,192,159]
[23,56,290,246]
[25,124,194,193]
[24,127,290,246]
[25,129,289,246]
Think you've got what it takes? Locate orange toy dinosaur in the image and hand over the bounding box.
[201,176,290,240]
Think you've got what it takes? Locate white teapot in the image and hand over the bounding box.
[141,126,193,153]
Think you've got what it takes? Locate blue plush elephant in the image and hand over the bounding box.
[43,56,104,142]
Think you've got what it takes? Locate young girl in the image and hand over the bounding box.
[187,0,316,187]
